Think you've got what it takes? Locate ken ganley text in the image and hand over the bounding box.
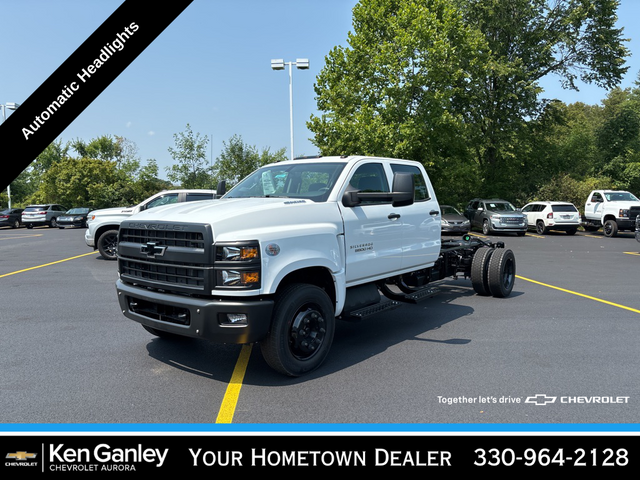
[21,22,139,141]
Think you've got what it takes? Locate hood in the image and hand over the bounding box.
[125,197,342,241]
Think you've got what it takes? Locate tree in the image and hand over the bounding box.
[457,0,630,190]
[166,124,212,189]
[213,134,287,186]
[309,0,630,201]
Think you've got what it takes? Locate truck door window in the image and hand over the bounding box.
[390,164,430,201]
[145,193,179,210]
[348,163,389,204]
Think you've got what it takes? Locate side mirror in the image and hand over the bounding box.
[341,172,414,207]
[216,180,226,198]
[390,172,414,207]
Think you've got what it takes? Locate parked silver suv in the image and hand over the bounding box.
[464,198,527,236]
[21,204,68,228]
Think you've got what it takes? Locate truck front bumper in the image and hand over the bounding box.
[116,279,274,344]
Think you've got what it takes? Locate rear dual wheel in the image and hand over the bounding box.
[471,247,516,298]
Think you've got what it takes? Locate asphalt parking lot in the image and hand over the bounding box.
[1,225,639,429]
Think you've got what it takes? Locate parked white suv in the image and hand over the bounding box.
[521,201,580,235]
[85,189,216,260]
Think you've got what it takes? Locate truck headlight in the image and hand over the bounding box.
[619,209,630,218]
[220,245,259,261]
[215,242,261,289]
[221,270,260,286]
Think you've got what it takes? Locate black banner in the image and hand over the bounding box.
[0,0,193,192]
[0,434,636,473]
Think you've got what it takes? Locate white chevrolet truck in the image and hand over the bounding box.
[115,156,516,376]
[582,189,640,237]
[85,189,216,260]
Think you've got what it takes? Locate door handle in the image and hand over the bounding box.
[388,213,401,220]
[430,210,440,216]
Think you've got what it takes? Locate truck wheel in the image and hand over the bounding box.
[603,219,618,237]
[482,219,490,235]
[487,248,516,298]
[471,247,494,296]
[260,283,335,377]
[536,221,548,235]
[97,229,119,260]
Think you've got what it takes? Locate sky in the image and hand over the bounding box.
[2,0,640,181]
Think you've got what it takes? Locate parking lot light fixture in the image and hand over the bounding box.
[270,58,309,161]
[1,102,21,209]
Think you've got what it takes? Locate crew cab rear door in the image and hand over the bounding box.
[389,162,440,270]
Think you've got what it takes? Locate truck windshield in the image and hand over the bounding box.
[224,162,347,202]
[604,192,639,202]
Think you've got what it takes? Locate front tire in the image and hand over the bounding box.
[482,219,491,235]
[49,217,57,228]
[603,219,618,237]
[97,229,119,260]
[260,283,335,377]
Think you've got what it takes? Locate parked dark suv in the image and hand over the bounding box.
[464,198,527,236]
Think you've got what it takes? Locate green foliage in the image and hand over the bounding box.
[213,134,287,187]
[166,124,213,189]
[309,0,632,202]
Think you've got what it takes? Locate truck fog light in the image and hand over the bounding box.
[222,313,248,325]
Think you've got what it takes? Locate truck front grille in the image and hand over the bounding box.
[118,221,214,295]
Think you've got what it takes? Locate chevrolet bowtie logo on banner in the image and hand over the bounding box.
[0,0,194,192]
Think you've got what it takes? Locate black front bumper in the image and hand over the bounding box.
[116,279,274,344]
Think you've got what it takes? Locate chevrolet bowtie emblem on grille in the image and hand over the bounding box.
[141,241,167,258]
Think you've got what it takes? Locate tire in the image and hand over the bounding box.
[536,221,547,235]
[260,283,335,377]
[471,247,494,296]
[482,219,490,235]
[49,217,57,228]
[603,219,618,237]
[566,228,577,235]
[12,220,19,229]
[97,229,119,260]
[486,248,516,298]
[26,224,33,229]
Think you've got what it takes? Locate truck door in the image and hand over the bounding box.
[340,162,404,284]
[389,163,441,270]
[585,192,604,218]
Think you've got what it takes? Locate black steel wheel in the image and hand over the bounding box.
[260,283,335,376]
[487,248,516,298]
[603,219,618,237]
[471,247,494,296]
[97,229,119,260]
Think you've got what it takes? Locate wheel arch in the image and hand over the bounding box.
[274,267,337,312]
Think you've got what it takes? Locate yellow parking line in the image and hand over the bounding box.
[0,233,43,240]
[526,232,544,238]
[624,252,640,256]
[216,344,252,423]
[585,235,602,239]
[0,251,99,278]
[516,275,640,315]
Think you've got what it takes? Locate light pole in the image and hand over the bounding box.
[1,102,20,208]
[270,58,309,161]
